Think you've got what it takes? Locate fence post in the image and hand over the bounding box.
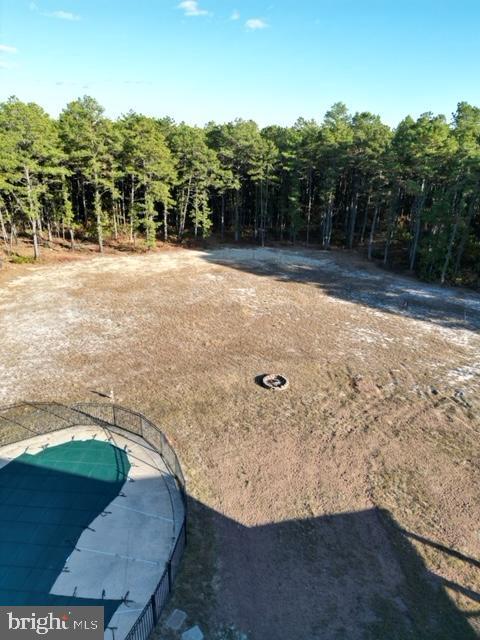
[167,560,172,592]
[150,594,157,626]
[112,404,117,426]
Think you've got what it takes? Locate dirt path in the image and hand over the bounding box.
[1,246,479,639]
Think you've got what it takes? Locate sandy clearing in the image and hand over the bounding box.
[1,246,479,639]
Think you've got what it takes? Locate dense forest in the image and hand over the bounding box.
[0,96,479,286]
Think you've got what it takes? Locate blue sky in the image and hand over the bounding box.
[0,0,479,127]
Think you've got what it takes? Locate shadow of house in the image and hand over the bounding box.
[0,448,477,640]
[176,498,479,640]
[197,247,480,333]
[0,404,478,639]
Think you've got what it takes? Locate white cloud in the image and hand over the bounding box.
[29,3,80,20]
[245,18,268,30]
[0,44,17,54]
[0,60,16,69]
[245,18,268,31]
[230,10,240,21]
[48,10,81,21]
[178,1,208,16]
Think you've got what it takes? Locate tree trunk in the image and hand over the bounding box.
[409,179,426,271]
[121,181,126,230]
[254,185,258,241]
[220,194,225,240]
[24,166,40,259]
[234,191,240,242]
[323,194,333,249]
[112,203,118,241]
[409,211,421,270]
[31,218,40,260]
[74,178,80,220]
[306,173,313,246]
[130,175,135,243]
[453,195,477,278]
[0,204,9,253]
[360,194,371,245]
[93,170,103,253]
[144,190,156,249]
[81,181,88,225]
[10,225,16,250]
[163,203,169,242]
[384,189,400,265]
[441,190,462,284]
[261,178,269,247]
[367,205,379,261]
[194,193,199,238]
[179,179,192,238]
[348,192,359,249]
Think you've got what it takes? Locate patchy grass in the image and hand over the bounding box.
[1,246,479,639]
[9,253,35,264]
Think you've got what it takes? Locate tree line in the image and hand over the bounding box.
[0,95,479,286]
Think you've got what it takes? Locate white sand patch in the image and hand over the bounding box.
[446,363,480,384]
[230,287,257,301]
[351,326,395,346]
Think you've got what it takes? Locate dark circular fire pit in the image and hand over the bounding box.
[261,373,289,390]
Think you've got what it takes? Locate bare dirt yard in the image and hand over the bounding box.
[1,245,479,639]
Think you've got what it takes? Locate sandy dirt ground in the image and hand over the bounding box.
[1,246,479,639]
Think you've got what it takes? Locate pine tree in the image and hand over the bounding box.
[0,97,61,259]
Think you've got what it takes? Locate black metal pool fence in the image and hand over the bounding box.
[0,401,187,640]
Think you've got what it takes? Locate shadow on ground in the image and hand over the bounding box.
[170,497,479,640]
[197,247,480,333]
[0,403,478,639]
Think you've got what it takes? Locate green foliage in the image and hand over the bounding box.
[0,96,479,286]
[0,97,61,224]
[118,112,176,244]
[170,124,219,237]
[9,253,35,264]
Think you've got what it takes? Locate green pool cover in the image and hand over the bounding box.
[0,439,131,628]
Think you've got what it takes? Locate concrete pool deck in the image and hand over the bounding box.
[0,424,185,640]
